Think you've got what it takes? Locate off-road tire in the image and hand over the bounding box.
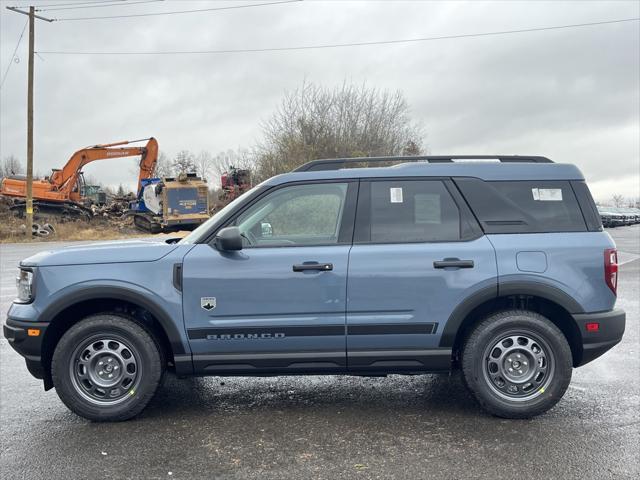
[462,310,573,419]
[51,314,164,422]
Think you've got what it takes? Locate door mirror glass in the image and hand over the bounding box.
[215,226,243,251]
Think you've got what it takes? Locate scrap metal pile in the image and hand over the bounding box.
[89,194,134,224]
[0,194,136,238]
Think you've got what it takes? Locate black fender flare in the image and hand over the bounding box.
[39,285,188,356]
[439,280,584,348]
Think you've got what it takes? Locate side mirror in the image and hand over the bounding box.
[215,226,243,251]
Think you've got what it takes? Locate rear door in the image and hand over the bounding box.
[346,178,498,372]
[182,180,357,374]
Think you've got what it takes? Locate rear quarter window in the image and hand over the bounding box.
[454,178,587,233]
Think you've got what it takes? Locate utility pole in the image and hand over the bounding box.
[6,6,53,238]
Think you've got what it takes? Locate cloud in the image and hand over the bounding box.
[1,0,638,198]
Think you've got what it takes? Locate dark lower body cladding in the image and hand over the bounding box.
[191,349,453,376]
[572,309,625,366]
[3,318,48,381]
[3,309,626,385]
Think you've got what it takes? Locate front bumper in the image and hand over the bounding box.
[3,318,48,379]
[573,309,625,366]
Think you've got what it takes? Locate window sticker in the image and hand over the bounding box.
[390,187,404,203]
[532,188,563,201]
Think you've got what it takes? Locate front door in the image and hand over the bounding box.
[182,181,357,374]
[346,179,497,372]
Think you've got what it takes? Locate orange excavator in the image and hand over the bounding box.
[0,138,158,218]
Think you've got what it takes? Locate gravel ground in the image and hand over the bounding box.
[1,227,638,479]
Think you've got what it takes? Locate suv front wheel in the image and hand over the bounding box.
[462,310,573,418]
[51,314,164,422]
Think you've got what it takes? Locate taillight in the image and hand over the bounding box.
[604,248,618,295]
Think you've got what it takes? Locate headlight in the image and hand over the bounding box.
[15,269,34,303]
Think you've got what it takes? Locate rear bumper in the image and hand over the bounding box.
[573,309,625,367]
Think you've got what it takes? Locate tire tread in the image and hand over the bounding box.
[51,314,163,422]
[461,309,572,419]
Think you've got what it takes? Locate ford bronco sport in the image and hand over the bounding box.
[4,155,626,421]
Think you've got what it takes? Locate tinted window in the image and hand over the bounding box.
[572,181,602,231]
[234,183,349,247]
[455,179,586,233]
[367,180,461,243]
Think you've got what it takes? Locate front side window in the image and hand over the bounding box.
[234,183,349,247]
[367,180,461,243]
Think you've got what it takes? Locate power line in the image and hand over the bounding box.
[0,19,28,90]
[36,17,640,56]
[52,0,301,21]
[33,0,127,8]
[38,0,164,12]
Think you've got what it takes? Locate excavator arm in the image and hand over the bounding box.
[49,137,159,196]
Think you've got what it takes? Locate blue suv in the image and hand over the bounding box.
[3,155,626,421]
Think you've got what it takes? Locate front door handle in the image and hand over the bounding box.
[433,258,474,269]
[293,262,333,272]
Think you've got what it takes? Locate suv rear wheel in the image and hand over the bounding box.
[51,314,164,422]
[461,310,572,418]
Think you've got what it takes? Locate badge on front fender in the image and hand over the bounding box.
[201,297,216,311]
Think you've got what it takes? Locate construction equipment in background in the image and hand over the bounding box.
[220,166,251,202]
[0,138,158,220]
[128,173,210,233]
[81,185,107,206]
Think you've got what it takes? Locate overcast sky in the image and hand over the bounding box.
[1,0,638,201]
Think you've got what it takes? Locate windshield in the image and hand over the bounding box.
[179,185,259,244]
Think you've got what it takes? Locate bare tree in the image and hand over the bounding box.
[612,194,625,207]
[402,140,422,156]
[209,148,254,187]
[82,174,101,186]
[254,81,425,180]
[1,155,23,178]
[195,150,214,181]
[212,149,253,175]
[153,151,173,178]
[172,150,196,175]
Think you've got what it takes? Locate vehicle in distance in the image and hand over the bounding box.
[616,207,640,224]
[4,155,626,421]
[598,206,640,227]
[597,206,625,228]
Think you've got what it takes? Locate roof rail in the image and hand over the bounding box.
[293,155,553,172]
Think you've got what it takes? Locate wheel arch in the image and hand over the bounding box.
[40,286,191,389]
[441,282,584,367]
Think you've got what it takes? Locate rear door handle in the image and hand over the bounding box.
[293,262,333,272]
[433,258,474,269]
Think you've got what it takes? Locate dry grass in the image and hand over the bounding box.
[47,222,145,242]
[0,214,189,244]
[0,216,139,243]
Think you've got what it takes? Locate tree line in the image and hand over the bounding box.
[1,80,428,192]
[2,80,639,208]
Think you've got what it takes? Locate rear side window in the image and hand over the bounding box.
[364,180,461,243]
[455,178,587,233]
[571,180,603,231]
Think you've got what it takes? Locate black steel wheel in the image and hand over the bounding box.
[462,310,572,418]
[69,335,142,405]
[52,314,164,422]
